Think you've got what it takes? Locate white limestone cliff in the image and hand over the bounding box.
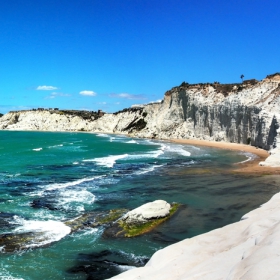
[0,74,280,166]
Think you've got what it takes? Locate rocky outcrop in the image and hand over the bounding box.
[1,73,280,166]
[103,201,179,238]
[122,200,171,224]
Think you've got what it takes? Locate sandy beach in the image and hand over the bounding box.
[172,139,280,175]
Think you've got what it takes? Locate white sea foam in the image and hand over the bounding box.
[59,189,95,204]
[48,144,63,148]
[32,148,42,151]
[126,140,139,144]
[12,218,71,248]
[236,152,256,164]
[135,164,164,175]
[160,143,191,157]
[84,154,129,168]
[78,228,99,237]
[84,149,164,168]
[0,269,24,280]
[96,133,109,137]
[45,176,103,191]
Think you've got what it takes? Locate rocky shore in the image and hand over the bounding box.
[109,190,280,280]
[1,73,280,166]
[1,73,280,279]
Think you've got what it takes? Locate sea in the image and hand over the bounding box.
[0,130,280,280]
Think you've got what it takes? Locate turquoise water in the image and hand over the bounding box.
[0,131,279,279]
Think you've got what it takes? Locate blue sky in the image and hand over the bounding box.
[0,0,279,114]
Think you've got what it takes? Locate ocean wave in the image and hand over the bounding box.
[96,133,109,137]
[126,140,139,144]
[57,190,95,212]
[32,148,42,152]
[44,176,103,191]
[47,144,63,148]
[11,217,71,248]
[83,154,129,168]
[135,164,164,175]
[160,143,191,157]
[236,152,257,164]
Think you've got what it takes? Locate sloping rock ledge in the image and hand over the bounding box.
[109,192,280,279]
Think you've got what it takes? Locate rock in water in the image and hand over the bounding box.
[103,200,180,238]
[122,200,171,224]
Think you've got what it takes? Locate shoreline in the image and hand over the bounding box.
[171,138,280,175]
[111,139,280,279]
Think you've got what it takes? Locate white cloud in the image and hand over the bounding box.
[79,90,97,96]
[109,93,146,100]
[36,85,58,90]
[148,99,162,103]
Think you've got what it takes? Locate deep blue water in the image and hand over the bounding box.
[0,131,279,279]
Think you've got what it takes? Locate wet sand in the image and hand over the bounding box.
[171,139,280,175]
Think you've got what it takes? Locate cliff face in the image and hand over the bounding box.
[1,74,280,166]
[136,78,280,150]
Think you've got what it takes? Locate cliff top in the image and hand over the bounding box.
[165,73,280,97]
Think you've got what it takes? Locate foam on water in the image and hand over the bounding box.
[96,133,109,137]
[236,152,257,164]
[32,148,42,152]
[84,154,129,168]
[44,176,103,191]
[76,227,99,237]
[126,140,139,144]
[160,143,191,157]
[57,189,95,211]
[12,217,71,248]
[0,267,24,280]
[48,144,63,148]
[135,164,164,175]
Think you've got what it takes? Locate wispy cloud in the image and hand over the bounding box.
[109,93,146,100]
[45,92,71,99]
[148,99,162,103]
[36,85,58,90]
[79,90,96,96]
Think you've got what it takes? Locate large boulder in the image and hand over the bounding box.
[103,200,179,238]
[122,200,171,224]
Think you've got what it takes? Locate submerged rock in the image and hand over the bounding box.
[103,200,180,238]
[67,249,149,280]
[65,209,128,232]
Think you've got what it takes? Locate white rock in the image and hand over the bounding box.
[122,200,171,224]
